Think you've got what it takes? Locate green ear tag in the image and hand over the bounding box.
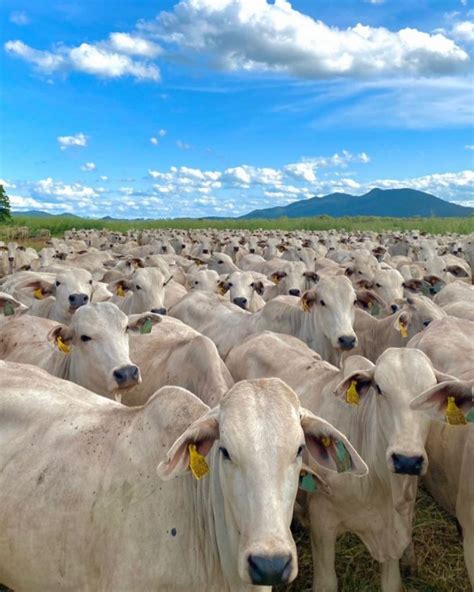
[421,282,431,297]
[466,408,474,423]
[140,318,153,335]
[370,302,380,317]
[3,301,15,316]
[299,472,317,493]
[335,441,352,473]
[432,282,443,294]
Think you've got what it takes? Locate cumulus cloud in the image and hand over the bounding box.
[144,0,469,79]
[150,137,159,145]
[158,128,167,136]
[465,144,474,150]
[57,133,88,150]
[5,34,161,81]
[9,11,29,26]
[451,20,474,42]
[33,177,98,200]
[81,162,96,171]
[99,175,109,181]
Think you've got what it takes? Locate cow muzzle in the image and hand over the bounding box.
[69,293,89,310]
[337,335,357,350]
[233,297,247,310]
[112,364,141,389]
[391,453,425,476]
[151,307,167,315]
[247,553,293,586]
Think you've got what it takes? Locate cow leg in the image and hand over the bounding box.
[379,558,403,592]
[308,497,338,592]
[463,532,474,587]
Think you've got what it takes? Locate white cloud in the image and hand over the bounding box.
[0,179,16,189]
[57,133,88,150]
[158,128,167,136]
[81,162,96,171]
[465,144,474,150]
[146,0,469,79]
[451,20,474,42]
[176,140,191,150]
[9,11,29,26]
[5,35,161,82]
[150,137,159,145]
[99,175,109,181]
[108,33,162,57]
[33,177,98,200]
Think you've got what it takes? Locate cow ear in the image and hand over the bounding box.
[270,271,287,284]
[402,279,424,293]
[127,312,162,333]
[410,379,473,422]
[48,324,74,352]
[446,264,469,278]
[300,409,368,476]
[157,407,219,480]
[298,463,332,496]
[356,289,386,313]
[109,278,133,297]
[218,280,230,295]
[251,280,264,295]
[0,293,25,316]
[23,279,55,299]
[334,368,374,404]
[301,289,317,312]
[393,310,410,338]
[303,271,319,284]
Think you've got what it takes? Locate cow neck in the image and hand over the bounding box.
[299,307,333,363]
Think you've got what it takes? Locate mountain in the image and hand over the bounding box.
[239,188,474,219]
[12,211,81,218]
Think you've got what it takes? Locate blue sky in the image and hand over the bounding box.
[1,0,473,218]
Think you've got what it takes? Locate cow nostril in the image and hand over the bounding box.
[390,304,399,313]
[289,289,301,297]
[391,453,424,476]
[248,554,292,586]
[250,248,255,253]
[151,307,167,315]
[233,297,248,309]
[338,335,357,350]
[113,365,140,387]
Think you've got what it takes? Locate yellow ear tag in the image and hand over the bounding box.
[346,380,360,405]
[188,444,209,480]
[116,285,126,298]
[218,285,227,296]
[321,435,332,448]
[445,396,467,426]
[399,322,408,338]
[302,299,311,313]
[56,336,71,354]
[33,288,44,300]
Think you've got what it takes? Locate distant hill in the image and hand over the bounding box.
[240,188,474,219]
[12,210,81,219]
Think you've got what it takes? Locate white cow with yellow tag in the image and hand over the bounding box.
[0,302,158,397]
[0,365,367,592]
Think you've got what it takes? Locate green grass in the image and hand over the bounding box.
[276,488,469,592]
[2,214,474,237]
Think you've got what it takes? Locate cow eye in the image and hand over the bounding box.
[194,281,199,285]
[320,300,326,306]
[297,445,305,458]
[358,271,362,275]
[80,335,92,342]
[228,283,233,287]
[375,384,383,395]
[219,446,231,461]
[423,320,431,327]
[375,283,382,288]
[353,299,357,305]
[55,281,61,287]
[89,280,93,285]
[218,260,223,264]
[136,285,142,290]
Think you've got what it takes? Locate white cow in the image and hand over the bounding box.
[0,364,366,592]
[110,267,168,315]
[0,302,155,397]
[228,338,446,592]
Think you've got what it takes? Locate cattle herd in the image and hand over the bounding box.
[0,228,473,592]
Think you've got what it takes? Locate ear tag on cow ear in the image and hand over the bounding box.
[56,336,71,354]
[33,288,44,300]
[346,380,360,406]
[466,408,474,423]
[421,282,431,297]
[3,301,15,316]
[399,321,408,338]
[188,444,209,480]
[445,397,467,426]
[116,285,126,298]
[299,471,317,493]
[321,435,332,448]
[218,285,227,296]
[140,317,153,335]
[335,441,352,473]
[302,298,311,313]
[370,302,380,317]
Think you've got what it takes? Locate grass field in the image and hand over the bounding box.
[2,213,474,237]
